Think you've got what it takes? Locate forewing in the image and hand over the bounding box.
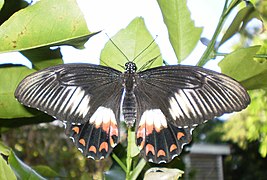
[135,65,250,163]
[15,63,123,159]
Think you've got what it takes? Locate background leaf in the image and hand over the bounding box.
[219,3,262,47]
[100,17,162,72]
[0,0,91,53]
[0,65,38,119]
[157,0,202,62]
[218,46,266,90]
[9,151,46,180]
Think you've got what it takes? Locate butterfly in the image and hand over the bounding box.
[14,60,250,163]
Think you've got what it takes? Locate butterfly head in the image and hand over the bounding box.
[125,62,137,73]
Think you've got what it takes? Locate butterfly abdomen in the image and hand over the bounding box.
[122,91,137,127]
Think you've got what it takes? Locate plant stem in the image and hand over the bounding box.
[196,0,230,67]
[126,128,133,180]
[129,159,147,180]
[112,153,127,172]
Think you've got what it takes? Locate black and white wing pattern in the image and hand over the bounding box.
[15,63,123,160]
[134,65,250,163]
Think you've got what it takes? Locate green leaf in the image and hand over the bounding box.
[218,46,264,90]
[219,3,262,46]
[100,17,162,72]
[157,0,202,62]
[33,165,60,178]
[0,0,4,11]
[21,47,63,70]
[0,155,16,180]
[0,0,92,53]
[9,151,46,180]
[0,65,37,118]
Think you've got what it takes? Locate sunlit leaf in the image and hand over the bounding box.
[0,0,92,53]
[157,0,202,62]
[100,17,162,72]
[218,46,264,90]
[219,2,262,47]
[9,151,46,180]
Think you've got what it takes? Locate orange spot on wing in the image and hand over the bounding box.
[72,126,80,134]
[99,142,108,152]
[89,146,97,154]
[79,139,86,146]
[145,144,155,155]
[170,144,178,152]
[177,132,185,140]
[157,149,166,157]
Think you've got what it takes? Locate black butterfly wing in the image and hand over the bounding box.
[15,63,123,160]
[134,65,250,163]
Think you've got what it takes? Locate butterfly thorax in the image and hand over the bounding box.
[122,62,137,127]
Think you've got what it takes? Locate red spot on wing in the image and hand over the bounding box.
[99,142,108,152]
[157,149,166,157]
[177,132,185,140]
[79,139,86,146]
[145,144,155,155]
[170,144,178,152]
[146,124,154,135]
[72,126,80,134]
[110,121,118,136]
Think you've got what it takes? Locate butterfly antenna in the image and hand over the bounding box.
[132,35,158,63]
[105,33,131,62]
[138,54,161,72]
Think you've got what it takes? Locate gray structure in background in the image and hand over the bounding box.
[184,143,230,180]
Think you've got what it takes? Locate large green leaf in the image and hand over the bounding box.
[218,46,265,90]
[157,0,202,62]
[0,65,37,118]
[100,17,162,72]
[0,0,92,53]
[0,155,17,180]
